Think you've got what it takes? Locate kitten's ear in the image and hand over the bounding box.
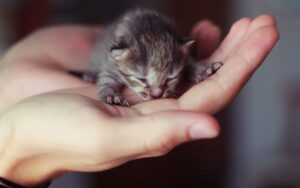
[183,38,195,48]
[180,38,195,55]
[110,48,130,61]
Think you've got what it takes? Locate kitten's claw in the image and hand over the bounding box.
[121,100,130,107]
[212,61,223,70]
[197,61,223,82]
[104,95,129,107]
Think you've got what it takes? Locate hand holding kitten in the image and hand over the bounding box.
[0,15,279,187]
[87,9,224,106]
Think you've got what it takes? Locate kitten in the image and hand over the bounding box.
[84,9,222,106]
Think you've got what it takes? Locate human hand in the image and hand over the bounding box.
[0,23,220,187]
[0,92,218,186]
[0,15,279,187]
[0,15,279,115]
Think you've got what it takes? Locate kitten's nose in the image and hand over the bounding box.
[150,87,163,98]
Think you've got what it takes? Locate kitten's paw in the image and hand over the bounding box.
[197,61,223,82]
[104,95,130,107]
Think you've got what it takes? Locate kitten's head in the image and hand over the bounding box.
[109,9,193,100]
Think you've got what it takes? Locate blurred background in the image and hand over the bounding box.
[0,0,299,187]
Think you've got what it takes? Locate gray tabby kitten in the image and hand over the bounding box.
[85,9,222,106]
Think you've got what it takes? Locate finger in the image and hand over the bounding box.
[215,25,279,101]
[210,15,277,62]
[109,111,219,159]
[191,20,222,59]
[179,25,279,114]
[209,17,252,62]
[240,14,277,44]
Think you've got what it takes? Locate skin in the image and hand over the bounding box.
[0,15,279,187]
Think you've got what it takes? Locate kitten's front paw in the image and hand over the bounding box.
[104,95,130,107]
[197,61,223,82]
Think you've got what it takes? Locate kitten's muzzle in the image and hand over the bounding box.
[150,87,163,98]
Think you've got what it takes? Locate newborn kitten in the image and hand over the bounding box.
[85,9,222,106]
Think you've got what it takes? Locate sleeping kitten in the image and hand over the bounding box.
[85,9,222,106]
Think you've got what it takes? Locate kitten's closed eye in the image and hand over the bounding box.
[165,75,180,85]
[124,74,148,87]
[124,74,147,83]
[166,77,177,82]
[134,77,147,83]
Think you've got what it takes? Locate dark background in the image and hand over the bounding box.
[0,0,299,188]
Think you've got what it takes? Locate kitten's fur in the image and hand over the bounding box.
[85,9,222,106]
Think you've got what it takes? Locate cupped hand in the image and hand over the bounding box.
[0,15,279,187]
[0,92,218,186]
[0,15,279,116]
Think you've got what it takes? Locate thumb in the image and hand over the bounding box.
[109,110,219,160]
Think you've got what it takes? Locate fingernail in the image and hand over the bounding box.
[188,124,218,140]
